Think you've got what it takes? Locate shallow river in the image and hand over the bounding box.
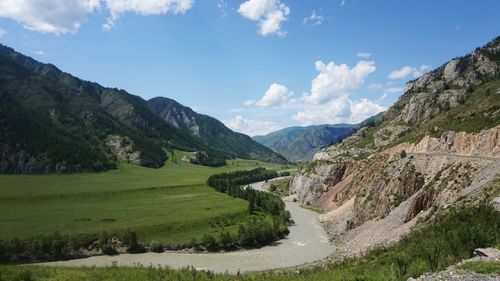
[40,181,335,273]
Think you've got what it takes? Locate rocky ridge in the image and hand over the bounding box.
[288,37,500,258]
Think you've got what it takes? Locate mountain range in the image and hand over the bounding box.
[0,44,287,173]
[253,113,383,163]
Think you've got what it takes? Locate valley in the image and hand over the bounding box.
[0,3,499,280]
[0,151,292,247]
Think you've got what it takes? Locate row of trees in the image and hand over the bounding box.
[0,229,142,263]
[205,168,290,249]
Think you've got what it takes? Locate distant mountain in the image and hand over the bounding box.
[147,97,288,164]
[253,124,357,162]
[0,44,287,173]
[253,113,384,163]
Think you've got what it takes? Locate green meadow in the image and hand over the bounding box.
[0,151,293,244]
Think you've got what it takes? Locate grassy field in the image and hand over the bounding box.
[0,151,293,244]
[0,203,497,281]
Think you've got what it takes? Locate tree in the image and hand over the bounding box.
[400,150,407,158]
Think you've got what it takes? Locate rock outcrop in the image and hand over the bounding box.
[289,37,500,258]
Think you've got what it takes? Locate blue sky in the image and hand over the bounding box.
[0,0,499,136]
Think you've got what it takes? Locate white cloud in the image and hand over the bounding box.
[217,0,228,17]
[225,115,281,136]
[0,0,194,34]
[388,65,430,80]
[103,0,194,29]
[357,52,371,58]
[34,50,46,55]
[244,99,256,106]
[0,27,6,37]
[292,97,385,125]
[303,10,324,25]
[302,60,376,104]
[238,0,290,37]
[240,59,384,128]
[380,86,403,100]
[0,0,100,34]
[253,83,293,107]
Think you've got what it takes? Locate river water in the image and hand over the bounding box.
[40,181,335,273]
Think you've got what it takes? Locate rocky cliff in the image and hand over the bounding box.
[289,37,500,258]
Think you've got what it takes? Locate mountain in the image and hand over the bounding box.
[253,124,358,162]
[147,97,288,164]
[289,37,500,258]
[0,44,286,173]
[253,113,384,163]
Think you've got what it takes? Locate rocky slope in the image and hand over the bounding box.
[288,37,500,258]
[147,97,288,164]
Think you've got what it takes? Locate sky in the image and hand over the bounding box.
[0,0,499,136]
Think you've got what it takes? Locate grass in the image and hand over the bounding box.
[0,151,291,245]
[0,203,497,281]
[458,261,500,275]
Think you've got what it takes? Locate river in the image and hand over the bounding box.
[40,180,335,273]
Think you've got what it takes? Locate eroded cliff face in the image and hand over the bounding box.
[290,116,500,258]
[386,125,500,158]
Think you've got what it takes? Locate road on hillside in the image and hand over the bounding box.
[40,180,335,273]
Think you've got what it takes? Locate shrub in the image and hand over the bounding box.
[149,241,163,253]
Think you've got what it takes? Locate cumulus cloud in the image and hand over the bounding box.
[238,0,290,36]
[303,10,324,25]
[0,0,100,34]
[0,0,194,34]
[253,83,293,107]
[103,0,194,29]
[292,98,385,125]
[225,115,281,136]
[388,64,430,80]
[242,59,384,126]
[301,60,376,104]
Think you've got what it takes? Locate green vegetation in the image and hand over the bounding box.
[266,178,290,196]
[458,261,500,275]
[0,152,291,262]
[0,44,288,174]
[398,78,500,144]
[206,168,290,248]
[147,97,288,164]
[1,203,497,280]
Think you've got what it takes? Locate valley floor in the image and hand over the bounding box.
[0,152,293,246]
[37,181,335,273]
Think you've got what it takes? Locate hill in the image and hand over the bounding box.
[0,44,287,173]
[147,97,288,164]
[290,36,500,257]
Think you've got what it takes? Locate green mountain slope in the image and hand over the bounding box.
[0,44,285,173]
[147,97,288,164]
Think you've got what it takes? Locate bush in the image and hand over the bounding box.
[98,231,116,255]
[149,241,163,253]
[400,150,407,158]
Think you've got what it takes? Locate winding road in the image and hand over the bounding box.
[40,180,335,273]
